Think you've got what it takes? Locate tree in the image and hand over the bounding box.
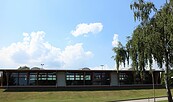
[130,0,156,83]
[130,0,173,101]
[112,42,127,72]
[152,3,173,101]
[113,2,173,100]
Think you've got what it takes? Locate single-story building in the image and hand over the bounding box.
[0,69,163,88]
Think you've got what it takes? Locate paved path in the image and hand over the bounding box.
[118,97,167,102]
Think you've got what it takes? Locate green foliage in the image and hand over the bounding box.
[130,0,157,25]
[129,0,173,101]
[112,42,127,72]
[129,0,173,77]
[161,70,173,86]
[113,0,173,87]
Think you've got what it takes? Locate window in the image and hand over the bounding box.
[47,73,56,80]
[85,75,91,80]
[66,73,75,80]
[75,73,83,80]
[66,72,84,80]
[18,73,27,86]
[38,73,47,80]
[29,73,37,85]
[85,73,92,85]
[66,72,84,85]
[37,72,57,85]
[9,72,18,86]
[94,73,102,80]
[119,72,134,85]
[119,73,127,81]
[93,72,110,85]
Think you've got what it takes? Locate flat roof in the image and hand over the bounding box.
[0,69,164,72]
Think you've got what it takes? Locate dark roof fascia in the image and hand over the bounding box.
[0,69,164,72]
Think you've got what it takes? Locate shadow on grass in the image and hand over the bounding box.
[2,85,164,92]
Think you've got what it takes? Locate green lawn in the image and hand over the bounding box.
[0,89,169,102]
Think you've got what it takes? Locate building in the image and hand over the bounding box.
[0,69,163,88]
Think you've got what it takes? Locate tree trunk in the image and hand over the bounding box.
[165,50,173,102]
[164,1,173,101]
[164,71,173,102]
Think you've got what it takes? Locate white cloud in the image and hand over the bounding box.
[0,31,93,69]
[71,23,103,37]
[112,34,119,47]
[60,43,93,68]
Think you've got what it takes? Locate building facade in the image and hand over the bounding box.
[0,69,162,87]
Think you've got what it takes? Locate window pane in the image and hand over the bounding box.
[76,77,80,80]
[19,77,27,86]
[85,75,91,80]
[29,73,37,85]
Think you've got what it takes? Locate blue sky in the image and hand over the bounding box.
[0,0,166,69]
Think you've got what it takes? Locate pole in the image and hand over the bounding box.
[6,72,9,87]
[152,71,155,102]
[41,64,44,69]
[100,65,104,70]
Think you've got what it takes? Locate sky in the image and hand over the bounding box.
[0,0,166,70]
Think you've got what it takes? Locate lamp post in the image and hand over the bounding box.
[41,64,44,69]
[100,65,104,70]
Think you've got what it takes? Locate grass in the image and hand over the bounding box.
[0,88,169,102]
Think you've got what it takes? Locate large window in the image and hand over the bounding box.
[85,73,92,85]
[29,73,37,85]
[66,72,110,85]
[75,73,84,80]
[38,73,47,80]
[18,73,27,86]
[37,72,56,85]
[93,72,110,85]
[119,72,134,85]
[9,73,18,86]
[66,72,84,85]
[47,73,56,85]
[47,73,56,81]
[119,73,127,81]
[66,73,75,81]
[85,74,91,80]
[3,72,28,86]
